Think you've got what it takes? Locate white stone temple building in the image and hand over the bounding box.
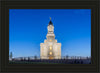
[40,18,61,59]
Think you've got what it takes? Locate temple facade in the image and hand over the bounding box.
[40,18,61,59]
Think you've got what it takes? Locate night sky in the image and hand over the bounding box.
[9,9,91,58]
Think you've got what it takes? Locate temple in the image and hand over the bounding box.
[40,18,61,59]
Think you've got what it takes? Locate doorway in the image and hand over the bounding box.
[49,56,53,59]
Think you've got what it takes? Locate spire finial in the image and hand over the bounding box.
[50,17,51,20]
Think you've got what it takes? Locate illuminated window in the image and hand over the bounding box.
[58,52,60,55]
[50,27,52,31]
[49,52,52,55]
[50,46,52,50]
[58,48,60,50]
[49,39,52,42]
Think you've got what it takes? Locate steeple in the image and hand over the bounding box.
[48,17,53,26]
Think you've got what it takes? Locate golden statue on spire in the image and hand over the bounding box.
[50,17,51,20]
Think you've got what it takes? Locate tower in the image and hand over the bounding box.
[40,17,61,59]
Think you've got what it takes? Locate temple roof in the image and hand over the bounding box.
[48,20,53,25]
[48,17,53,26]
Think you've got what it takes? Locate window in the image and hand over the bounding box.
[49,39,52,42]
[49,52,52,55]
[50,46,52,50]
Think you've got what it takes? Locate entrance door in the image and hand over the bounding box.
[49,56,53,59]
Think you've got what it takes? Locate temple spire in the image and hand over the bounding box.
[48,17,53,26]
[50,17,51,20]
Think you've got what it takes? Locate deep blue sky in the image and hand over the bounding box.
[9,9,91,58]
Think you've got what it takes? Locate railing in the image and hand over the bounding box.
[9,56,91,61]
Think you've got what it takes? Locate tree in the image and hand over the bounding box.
[66,55,69,59]
[9,52,13,60]
[34,55,37,60]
